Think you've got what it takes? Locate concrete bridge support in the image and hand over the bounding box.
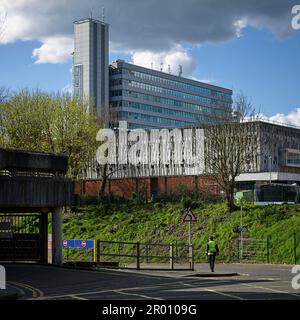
[52,208,63,265]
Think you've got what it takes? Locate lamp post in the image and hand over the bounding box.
[240,204,243,259]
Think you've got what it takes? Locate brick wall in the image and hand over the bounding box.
[74,175,220,198]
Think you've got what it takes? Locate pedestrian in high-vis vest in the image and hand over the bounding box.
[205,236,219,272]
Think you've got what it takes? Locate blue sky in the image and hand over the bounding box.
[1,25,299,117]
[190,27,300,116]
[0,0,299,122]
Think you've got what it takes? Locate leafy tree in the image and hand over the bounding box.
[0,90,99,178]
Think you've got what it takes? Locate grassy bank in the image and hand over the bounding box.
[62,200,300,264]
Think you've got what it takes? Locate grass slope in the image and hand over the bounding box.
[63,201,300,264]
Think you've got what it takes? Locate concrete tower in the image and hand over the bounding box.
[73,18,109,126]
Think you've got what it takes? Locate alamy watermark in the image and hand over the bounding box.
[291,265,300,290]
[0,265,5,290]
[292,5,300,30]
[96,121,205,168]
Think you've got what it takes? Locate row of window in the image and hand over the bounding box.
[123,69,232,101]
[117,111,194,127]
[117,101,226,120]
[287,152,300,165]
[117,90,230,114]
[127,80,212,104]
[127,123,157,129]
[127,101,195,119]
[111,98,211,114]
[73,65,83,98]
[127,69,211,95]
[110,78,231,108]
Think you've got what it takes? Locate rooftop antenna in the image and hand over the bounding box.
[160,62,163,72]
[90,10,93,19]
[178,64,183,77]
[168,64,171,74]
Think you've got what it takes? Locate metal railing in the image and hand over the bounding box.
[237,233,299,264]
[96,240,194,270]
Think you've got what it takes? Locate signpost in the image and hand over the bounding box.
[182,208,197,270]
[62,239,96,262]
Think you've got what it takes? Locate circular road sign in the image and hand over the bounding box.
[81,240,87,248]
[63,239,68,247]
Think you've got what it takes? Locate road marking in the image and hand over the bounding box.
[182,282,245,300]
[34,283,176,300]
[242,283,300,298]
[6,283,26,298]
[113,290,163,300]
[33,265,170,281]
[69,295,88,300]
[204,288,245,300]
[35,279,199,300]
[8,281,44,299]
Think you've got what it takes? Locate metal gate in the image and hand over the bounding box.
[0,214,42,262]
[238,238,268,262]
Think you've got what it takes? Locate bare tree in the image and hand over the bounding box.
[97,163,118,198]
[203,93,259,212]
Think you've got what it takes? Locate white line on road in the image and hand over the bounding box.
[69,295,88,300]
[34,282,181,300]
[182,282,245,300]
[242,283,300,298]
[204,288,245,300]
[113,290,163,300]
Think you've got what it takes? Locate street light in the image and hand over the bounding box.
[240,204,243,259]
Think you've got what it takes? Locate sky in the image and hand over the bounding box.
[0,0,300,125]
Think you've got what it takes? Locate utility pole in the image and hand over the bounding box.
[240,204,243,259]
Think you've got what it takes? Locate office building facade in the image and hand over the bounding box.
[109,60,232,129]
[77,120,300,203]
[73,18,232,129]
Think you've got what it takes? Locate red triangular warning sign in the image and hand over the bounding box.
[182,208,197,222]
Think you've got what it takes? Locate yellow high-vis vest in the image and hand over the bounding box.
[208,240,217,255]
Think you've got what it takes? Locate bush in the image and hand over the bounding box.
[181,196,192,209]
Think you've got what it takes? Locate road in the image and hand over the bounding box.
[3,263,300,300]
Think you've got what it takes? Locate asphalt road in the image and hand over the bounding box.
[3,263,300,300]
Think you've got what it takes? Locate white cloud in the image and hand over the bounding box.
[190,76,215,84]
[1,1,295,45]
[260,108,300,127]
[0,0,296,65]
[233,18,249,38]
[32,36,73,64]
[269,108,300,127]
[131,45,197,77]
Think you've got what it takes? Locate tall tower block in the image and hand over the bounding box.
[73,18,109,126]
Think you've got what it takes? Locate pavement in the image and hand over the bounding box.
[1,263,300,300]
